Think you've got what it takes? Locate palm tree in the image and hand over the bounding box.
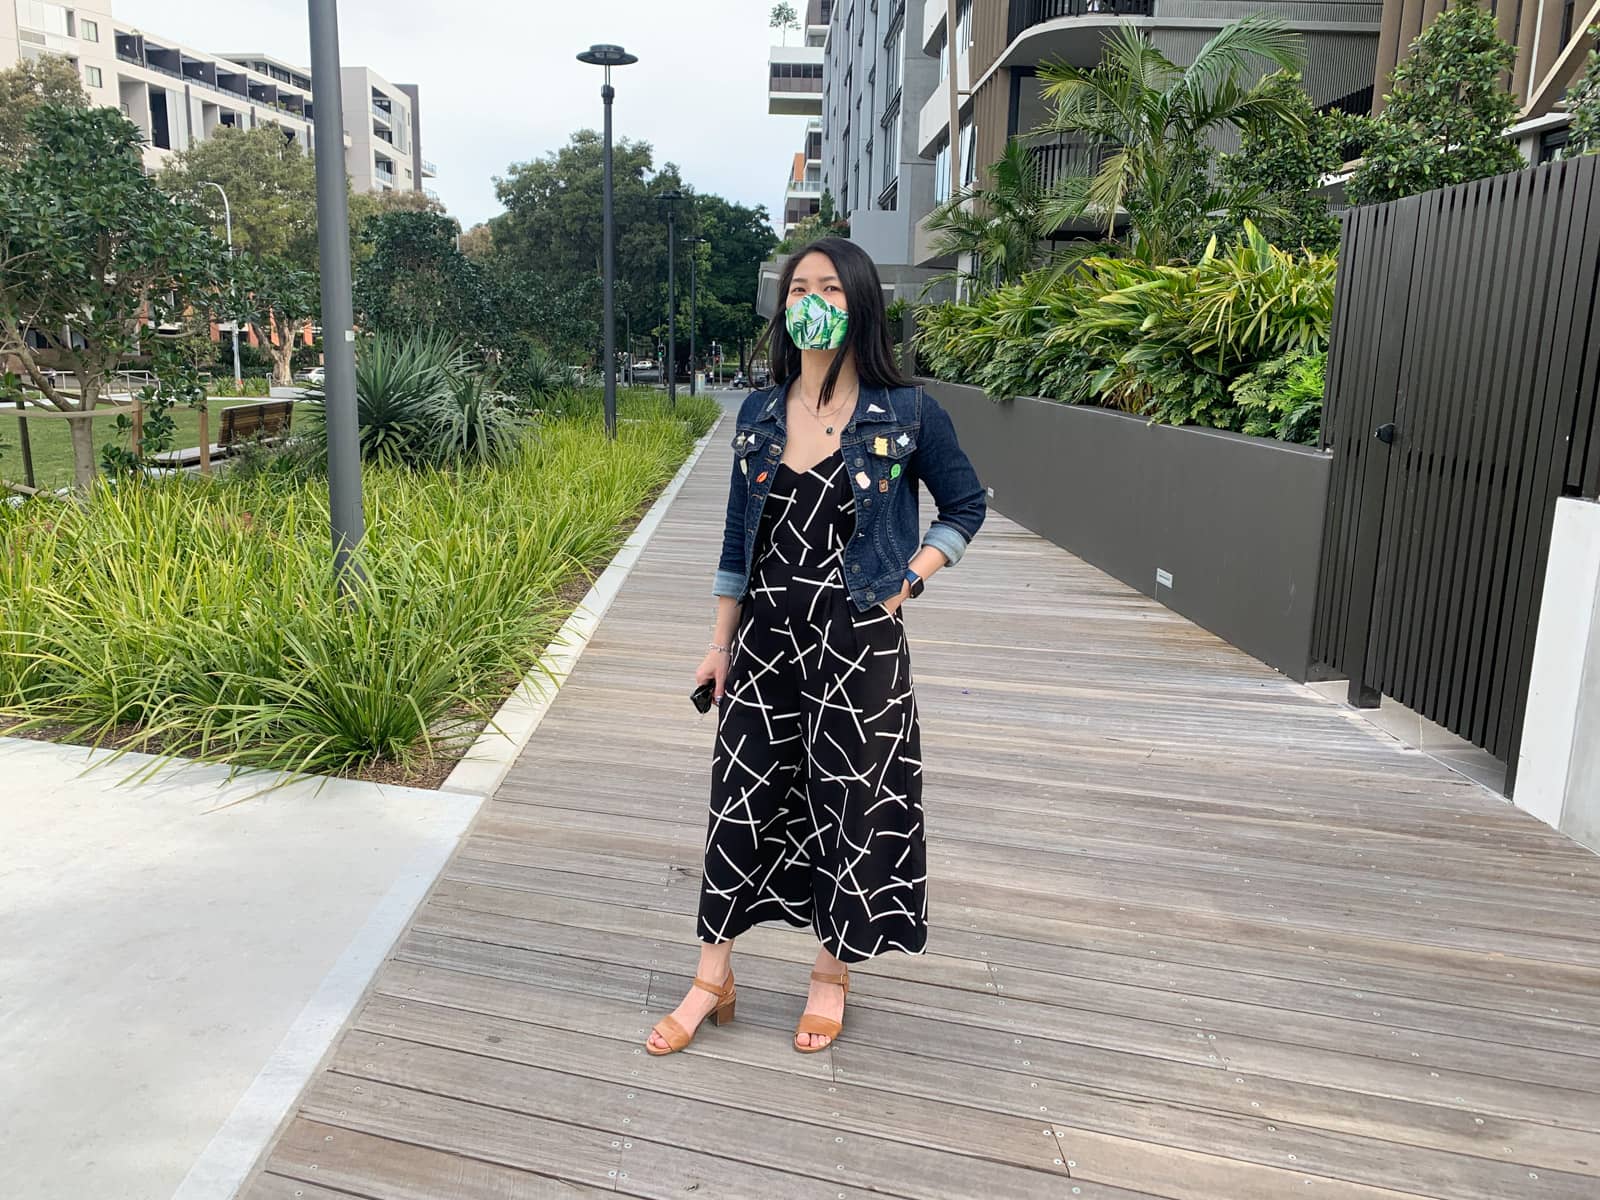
[923,139,1054,295]
[1036,18,1308,263]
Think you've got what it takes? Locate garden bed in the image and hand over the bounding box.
[0,392,719,786]
[929,380,1331,680]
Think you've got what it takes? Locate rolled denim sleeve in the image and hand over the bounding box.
[712,426,750,599]
[916,389,987,566]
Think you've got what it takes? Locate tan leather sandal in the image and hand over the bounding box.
[644,970,737,1056]
[794,966,849,1054]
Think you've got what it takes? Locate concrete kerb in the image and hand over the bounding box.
[439,410,725,798]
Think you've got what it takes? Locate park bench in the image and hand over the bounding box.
[151,399,294,470]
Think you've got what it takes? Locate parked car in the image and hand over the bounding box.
[299,367,325,386]
[731,373,749,389]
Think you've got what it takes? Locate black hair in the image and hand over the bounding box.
[756,236,910,411]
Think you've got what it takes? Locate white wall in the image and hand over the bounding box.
[1516,497,1600,852]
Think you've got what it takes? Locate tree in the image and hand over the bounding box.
[241,256,319,386]
[159,127,325,385]
[1347,3,1521,205]
[458,221,495,259]
[1037,18,1308,263]
[0,54,85,158]
[770,3,799,46]
[354,210,496,346]
[489,131,687,364]
[925,139,1056,292]
[1568,26,1600,156]
[0,106,224,487]
[158,125,320,267]
[1219,78,1360,253]
[693,193,779,370]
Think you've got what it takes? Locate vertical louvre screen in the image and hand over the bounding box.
[1314,155,1600,776]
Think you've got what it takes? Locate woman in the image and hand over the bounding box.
[645,238,987,1056]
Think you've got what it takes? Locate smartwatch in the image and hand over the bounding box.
[903,567,925,599]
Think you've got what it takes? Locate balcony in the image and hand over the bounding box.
[1009,0,1154,39]
[1027,136,1111,192]
[371,102,392,125]
[421,158,437,178]
[769,45,824,117]
[786,178,823,197]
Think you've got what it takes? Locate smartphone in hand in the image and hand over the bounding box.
[690,681,716,713]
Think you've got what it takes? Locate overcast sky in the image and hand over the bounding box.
[117,0,794,231]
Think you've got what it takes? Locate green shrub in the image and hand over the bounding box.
[209,376,271,398]
[915,222,1334,440]
[434,372,527,468]
[0,407,707,780]
[297,330,465,467]
[1230,347,1325,444]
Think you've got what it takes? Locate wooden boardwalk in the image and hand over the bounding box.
[243,413,1600,1200]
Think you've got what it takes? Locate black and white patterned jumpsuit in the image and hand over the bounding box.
[697,447,927,962]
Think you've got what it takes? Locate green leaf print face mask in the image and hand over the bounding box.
[785,292,849,351]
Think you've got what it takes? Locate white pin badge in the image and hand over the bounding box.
[867,403,886,413]
[896,432,910,447]
[740,459,749,475]
[855,470,871,489]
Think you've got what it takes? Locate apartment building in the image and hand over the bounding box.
[2,1,433,195]
[770,0,831,235]
[1374,0,1597,163]
[912,0,1382,267]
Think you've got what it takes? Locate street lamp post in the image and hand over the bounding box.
[308,0,365,589]
[658,188,681,407]
[686,235,708,396]
[198,180,241,388]
[577,43,638,440]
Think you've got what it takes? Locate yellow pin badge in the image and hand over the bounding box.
[872,436,888,455]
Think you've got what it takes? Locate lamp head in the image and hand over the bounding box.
[577,44,637,67]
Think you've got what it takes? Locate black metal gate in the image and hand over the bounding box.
[1314,154,1600,784]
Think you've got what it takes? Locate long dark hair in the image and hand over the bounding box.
[756,236,909,410]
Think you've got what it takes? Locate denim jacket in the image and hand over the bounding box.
[713,379,987,611]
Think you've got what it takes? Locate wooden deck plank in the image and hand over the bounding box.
[242,409,1600,1199]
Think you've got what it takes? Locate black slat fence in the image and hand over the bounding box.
[1313,155,1600,788]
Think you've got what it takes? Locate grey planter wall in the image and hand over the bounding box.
[927,380,1331,681]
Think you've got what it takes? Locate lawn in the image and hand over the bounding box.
[0,390,720,785]
[1,396,276,492]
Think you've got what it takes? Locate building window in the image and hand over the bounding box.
[956,0,972,55]
[83,64,101,88]
[936,32,948,82]
[80,17,98,42]
[880,108,899,193]
[934,136,951,203]
[960,115,976,187]
[883,17,902,100]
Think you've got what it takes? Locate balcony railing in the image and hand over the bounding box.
[1028,138,1113,193]
[371,103,393,123]
[788,178,824,195]
[1009,0,1154,39]
[421,158,438,177]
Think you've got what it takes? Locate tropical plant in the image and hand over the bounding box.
[499,339,571,410]
[1035,18,1307,263]
[1347,3,1522,204]
[298,331,465,467]
[1230,347,1326,444]
[1218,79,1363,252]
[916,222,1334,436]
[434,372,526,467]
[924,139,1059,292]
[1568,27,1600,155]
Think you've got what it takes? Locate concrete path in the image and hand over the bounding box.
[0,738,483,1200]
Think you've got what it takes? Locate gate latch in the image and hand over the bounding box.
[1374,422,1397,445]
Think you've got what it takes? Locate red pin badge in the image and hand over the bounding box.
[756,471,768,483]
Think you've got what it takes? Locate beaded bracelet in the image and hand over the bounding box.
[708,641,730,655]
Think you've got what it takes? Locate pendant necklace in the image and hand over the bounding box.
[799,389,855,435]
